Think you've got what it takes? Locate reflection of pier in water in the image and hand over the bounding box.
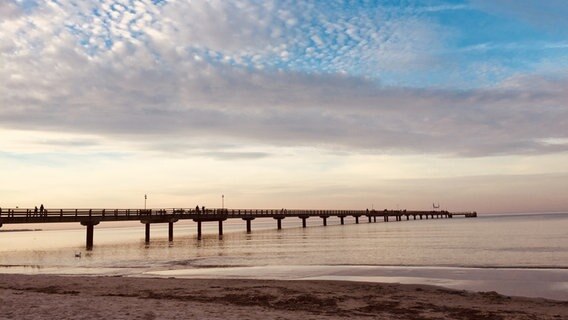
[0,208,477,250]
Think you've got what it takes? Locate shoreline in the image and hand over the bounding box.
[0,274,566,319]
[1,264,567,301]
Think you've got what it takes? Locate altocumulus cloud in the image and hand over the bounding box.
[1,0,567,157]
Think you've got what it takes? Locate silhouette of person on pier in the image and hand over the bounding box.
[195,205,200,213]
[40,204,44,216]
[34,206,38,217]
[202,206,205,213]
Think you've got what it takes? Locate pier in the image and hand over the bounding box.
[0,208,476,250]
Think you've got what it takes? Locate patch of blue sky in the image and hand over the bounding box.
[16,0,40,12]
[435,7,549,48]
[280,1,568,86]
[151,0,167,6]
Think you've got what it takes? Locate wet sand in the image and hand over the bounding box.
[0,274,566,319]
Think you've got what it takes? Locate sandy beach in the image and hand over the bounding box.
[0,274,566,319]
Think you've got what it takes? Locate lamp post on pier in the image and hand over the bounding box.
[144,194,147,210]
[222,194,224,209]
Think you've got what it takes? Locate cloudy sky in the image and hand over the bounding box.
[1,0,567,213]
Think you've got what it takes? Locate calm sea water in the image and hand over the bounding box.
[1,212,567,299]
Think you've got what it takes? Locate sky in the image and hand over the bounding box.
[1,0,567,213]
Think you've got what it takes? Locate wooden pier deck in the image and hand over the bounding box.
[0,207,476,250]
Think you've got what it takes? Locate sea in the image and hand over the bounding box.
[1,212,567,300]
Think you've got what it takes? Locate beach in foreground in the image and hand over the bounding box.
[0,274,566,320]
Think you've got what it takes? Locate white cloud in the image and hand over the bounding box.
[0,1,22,20]
[0,0,567,159]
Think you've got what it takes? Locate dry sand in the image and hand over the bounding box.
[0,274,566,319]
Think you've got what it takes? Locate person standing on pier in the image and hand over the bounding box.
[34,206,38,217]
[40,204,44,216]
[196,205,200,214]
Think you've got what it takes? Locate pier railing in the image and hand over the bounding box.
[0,207,465,219]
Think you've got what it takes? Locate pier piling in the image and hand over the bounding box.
[80,221,100,250]
[274,217,283,229]
[243,217,254,233]
[145,223,150,243]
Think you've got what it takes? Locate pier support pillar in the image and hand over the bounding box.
[274,217,284,230]
[218,220,223,236]
[355,216,359,224]
[242,218,255,233]
[384,216,389,222]
[81,221,100,251]
[197,221,202,240]
[301,217,307,228]
[87,224,95,249]
[367,216,372,223]
[168,222,174,241]
[406,216,409,221]
[373,216,377,222]
[413,215,416,220]
[340,216,344,225]
[321,216,327,226]
[145,223,151,243]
